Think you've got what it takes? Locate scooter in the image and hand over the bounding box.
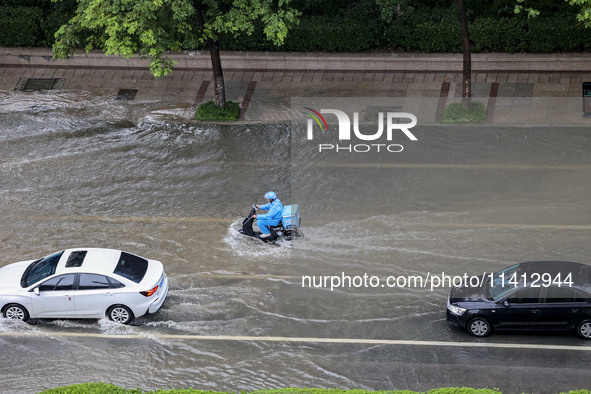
[239,201,301,243]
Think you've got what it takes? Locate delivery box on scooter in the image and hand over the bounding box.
[281,204,300,229]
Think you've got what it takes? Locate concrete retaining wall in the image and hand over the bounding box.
[2,47,591,72]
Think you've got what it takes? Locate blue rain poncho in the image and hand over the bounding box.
[257,199,283,223]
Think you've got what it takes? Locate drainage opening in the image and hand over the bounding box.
[116,89,138,101]
[15,78,65,92]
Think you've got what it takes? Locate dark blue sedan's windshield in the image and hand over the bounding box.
[488,263,521,300]
[20,251,64,288]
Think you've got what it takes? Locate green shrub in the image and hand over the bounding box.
[470,17,528,53]
[283,16,381,52]
[442,102,487,124]
[385,9,591,54]
[290,0,380,18]
[561,391,591,394]
[195,101,241,122]
[414,17,462,52]
[2,0,39,6]
[39,0,78,46]
[252,390,417,394]
[184,6,591,55]
[426,388,500,394]
[385,8,462,52]
[39,386,503,394]
[220,16,381,52]
[384,21,415,51]
[0,6,43,47]
[560,391,591,394]
[3,3,591,54]
[526,16,591,52]
[38,382,141,394]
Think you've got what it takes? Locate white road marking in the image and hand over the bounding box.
[0,331,589,351]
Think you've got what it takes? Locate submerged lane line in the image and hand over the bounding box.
[0,331,590,351]
[203,161,591,171]
[28,214,230,224]
[27,214,591,231]
[308,162,591,171]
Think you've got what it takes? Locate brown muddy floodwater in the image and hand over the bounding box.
[1,92,591,394]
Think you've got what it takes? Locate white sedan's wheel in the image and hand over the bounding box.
[3,304,29,321]
[107,305,133,325]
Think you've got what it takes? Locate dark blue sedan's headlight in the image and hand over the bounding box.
[447,299,467,316]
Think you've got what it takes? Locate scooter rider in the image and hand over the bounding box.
[253,191,283,238]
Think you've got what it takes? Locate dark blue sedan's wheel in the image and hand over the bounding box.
[577,320,591,339]
[2,304,29,322]
[107,305,134,325]
[468,317,492,337]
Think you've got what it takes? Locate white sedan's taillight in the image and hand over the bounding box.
[140,285,158,297]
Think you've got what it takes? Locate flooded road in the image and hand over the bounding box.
[1,92,591,394]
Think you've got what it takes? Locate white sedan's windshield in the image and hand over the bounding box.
[20,251,64,288]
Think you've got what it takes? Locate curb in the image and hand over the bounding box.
[3,48,591,73]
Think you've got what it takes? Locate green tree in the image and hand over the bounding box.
[376,0,472,109]
[571,0,591,26]
[52,0,300,108]
[457,0,471,110]
[515,0,591,26]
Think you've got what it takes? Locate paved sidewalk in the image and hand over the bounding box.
[1,47,591,124]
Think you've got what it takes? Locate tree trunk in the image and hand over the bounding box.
[457,0,471,110]
[208,38,227,108]
[194,2,227,108]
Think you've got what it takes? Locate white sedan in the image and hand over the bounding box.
[0,248,168,324]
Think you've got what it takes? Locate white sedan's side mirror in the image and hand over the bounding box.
[33,287,40,296]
